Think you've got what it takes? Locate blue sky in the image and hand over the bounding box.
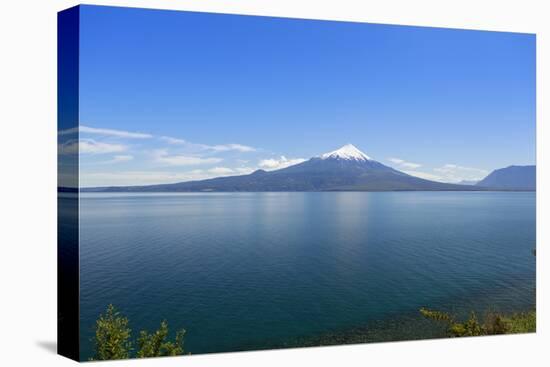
[69,5,535,187]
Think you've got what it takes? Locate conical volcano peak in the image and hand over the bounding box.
[320,144,372,161]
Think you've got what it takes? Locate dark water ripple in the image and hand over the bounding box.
[75,192,535,358]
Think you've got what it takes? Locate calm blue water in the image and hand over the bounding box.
[79,192,535,358]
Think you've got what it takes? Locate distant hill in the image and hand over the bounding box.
[458,180,479,185]
[84,144,483,192]
[476,165,535,191]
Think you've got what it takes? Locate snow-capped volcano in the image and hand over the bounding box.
[89,143,480,192]
[320,144,372,161]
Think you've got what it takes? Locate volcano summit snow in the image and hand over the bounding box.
[320,144,372,161]
[86,144,483,192]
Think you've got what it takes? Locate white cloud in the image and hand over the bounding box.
[235,167,255,174]
[388,158,404,164]
[112,155,134,162]
[153,149,222,166]
[81,167,250,187]
[80,165,259,187]
[208,167,235,175]
[433,164,488,183]
[388,157,422,169]
[160,136,256,152]
[81,171,210,187]
[404,163,488,183]
[204,143,256,153]
[158,155,222,166]
[400,162,422,169]
[59,139,127,155]
[388,156,488,183]
[58,127,79,136]
[259,156,306,170]
[160,136,187,145]
[59,126,152,139]
[80,140,127,154]
[102,155,134,164]
[205,166,254,176]
[403,170,444,182]
[61,127,256,157]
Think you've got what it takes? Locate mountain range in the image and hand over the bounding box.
[476,165,536,190]
[83,144,535,192]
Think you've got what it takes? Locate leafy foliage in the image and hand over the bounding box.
[502,311,536,334]
[91,304,132,360]
[91,305,186,360]
[419,308,451,322]
[137,321,186,358]
[420,307,535,337]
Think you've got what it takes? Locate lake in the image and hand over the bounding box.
[78,191,536,358]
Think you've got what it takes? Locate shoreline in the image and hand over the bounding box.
[192,304,536,356]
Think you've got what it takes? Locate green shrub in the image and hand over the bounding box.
[502,311,536,333]
[420,307,535,337]
[91,304,132,360]
[137,320,186,358]
[91,305,186,360]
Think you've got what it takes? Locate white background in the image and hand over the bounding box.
[0,0,548,365]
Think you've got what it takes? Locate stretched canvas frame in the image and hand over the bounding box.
[58,4,536,362]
